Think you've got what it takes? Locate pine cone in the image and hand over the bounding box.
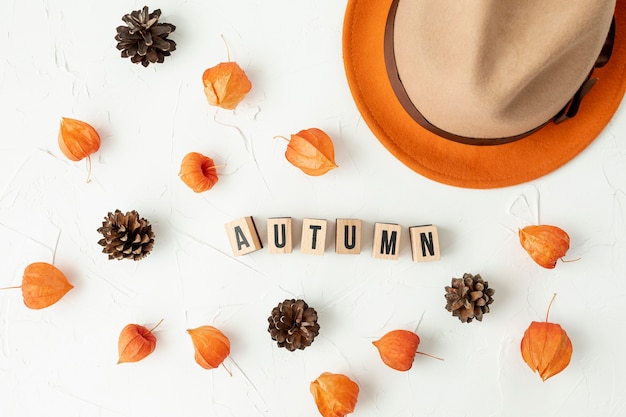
[115,6,176,67]
[97,209,155,261]
[444,273,494,323]
[268,299,320,351]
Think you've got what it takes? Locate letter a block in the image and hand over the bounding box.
[267,217,293,254]
[301,218,328,255]
[409,225,441,262]
[372,223,402,260]
[335,219,362,254]
[225,216,263,256]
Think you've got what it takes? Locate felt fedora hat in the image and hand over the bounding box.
[343,0,626,188]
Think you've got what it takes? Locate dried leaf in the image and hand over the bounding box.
[284,128,338,176]
[187,325,230,370]
[373,330,420,371]
[310,372,359,417]
[519,225,570,269]
[521,294,573,381]
[20,262,74,309]
[118,319,163,364]
[202,62,252,109]
[58,117,100,161]
[179,152,219,192]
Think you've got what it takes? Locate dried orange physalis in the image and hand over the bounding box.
[118,319,163,364]
[373,329,443,371]
[179,152,219,192]
[282,128,338,176]
[202,61,251,110]
[310,372,359,417]
[0,262,75,309]
[521,294,573,381]
[519,225,570,269]
[187,325,230,370]
[58,117,101,181]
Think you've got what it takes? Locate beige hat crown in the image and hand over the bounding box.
[390,0,616,140]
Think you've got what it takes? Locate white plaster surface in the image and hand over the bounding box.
[1,1,626,416]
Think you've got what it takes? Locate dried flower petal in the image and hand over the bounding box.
[187,325,230,370]
[284,128,338,176]
[373,330,420,371]
[310,372,359,417]
[118,320,163,364]
[521,294,573,381]
[21,262,74,309]
[519,225,570,269]
[202,62,252,109]
[179,152,219,192]
[58,117,100,161]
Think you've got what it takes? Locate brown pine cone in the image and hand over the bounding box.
[268,299,320,351]
[115,6,176,67]
[97,209,155,261]
[444,273,494,323]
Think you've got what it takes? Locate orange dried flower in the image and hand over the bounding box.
[202,61,252,110]
[187,325,230,370]
[58,117,101,161]
[373,330,420,371]
[117,319,163,364]
[521,294,573,381]
[283,128,338,176]
[179,152,219,192]
[519,225,570,269]
[373,329,444,371]
[11,262,74,309]
[310,372,359,417]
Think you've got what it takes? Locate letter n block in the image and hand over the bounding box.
[409,225,441,262]
[335,219,362,254]
[267,217,293,254]
[301,218,327,255]
[225,216,263,256]
[372,223,402,260]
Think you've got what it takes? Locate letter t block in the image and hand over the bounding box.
[301,218,328,255]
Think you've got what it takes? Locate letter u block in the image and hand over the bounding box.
[225,216,263,256]
[372,223,402,260]
[267,217,293,254]
[336,219,362,254]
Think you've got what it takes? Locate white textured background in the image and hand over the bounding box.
[2,1,626,416]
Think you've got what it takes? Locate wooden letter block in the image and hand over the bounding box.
[409,225,441,262]
[301,218,328,255]
[335,219,362,254]
[224,216,263,256]
[372,223,402,260]
[267,217,293,254]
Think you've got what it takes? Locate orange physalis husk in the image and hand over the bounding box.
[117,319,163,364]
[521,294,573,381]
[373,330,420,371]
[373,329,444,371]
[16,262,73,309]
[202,62,252,110]
[519,225,570,269]
[187,325,230,370]
[310,372,359,417]
[179,152,219,192]
[284,128,338,176]
[58,117,100,182]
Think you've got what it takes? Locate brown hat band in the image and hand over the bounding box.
[384,0,616,146]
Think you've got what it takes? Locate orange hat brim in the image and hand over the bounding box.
[343,0,626,189]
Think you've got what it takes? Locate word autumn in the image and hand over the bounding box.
[224,217,441,262]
